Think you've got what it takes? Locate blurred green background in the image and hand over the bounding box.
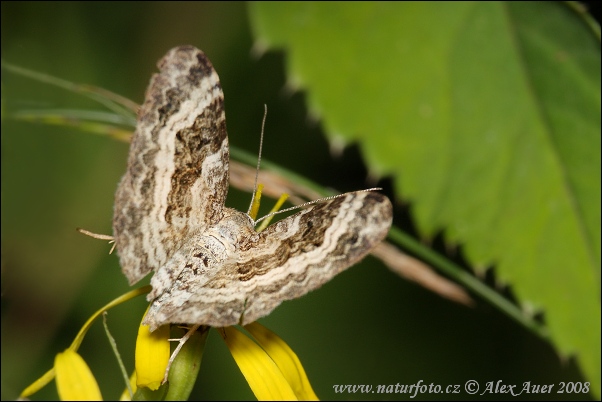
[1,2,596,400]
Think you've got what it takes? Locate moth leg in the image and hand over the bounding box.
[163,324,202,384]
[77,227,116,253]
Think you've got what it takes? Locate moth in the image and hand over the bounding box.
[112,46,393,330]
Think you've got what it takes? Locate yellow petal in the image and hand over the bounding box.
[20,368,55,399]
[245,322,319,401]
[135,312,170,390]
[55,350,102,401]
[221,326,298,401]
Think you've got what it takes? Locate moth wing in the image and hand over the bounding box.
[113,46,229,284]
[236,191,393,324]
[145,191,392,328]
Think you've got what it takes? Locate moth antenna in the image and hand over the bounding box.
[253,187,383,226]
[246,104,268,215]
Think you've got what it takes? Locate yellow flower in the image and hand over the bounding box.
[133,319,318,400]
[19,287,150,400]
[21,287,319,401]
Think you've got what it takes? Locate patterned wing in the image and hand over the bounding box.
[143,191,392,329]
[113,46,229,284]
[235,191,392,325]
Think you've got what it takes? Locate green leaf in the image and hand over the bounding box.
[249,1,600,396]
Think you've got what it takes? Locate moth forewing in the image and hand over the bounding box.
[112,45,229,286]
[234,191,393,326]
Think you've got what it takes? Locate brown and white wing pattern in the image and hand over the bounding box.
[236,191,392,325]
[112,45,392,330]
[142,191,392,329]
[113,46,229,284]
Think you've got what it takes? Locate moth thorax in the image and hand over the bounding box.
[210,208,256,249]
